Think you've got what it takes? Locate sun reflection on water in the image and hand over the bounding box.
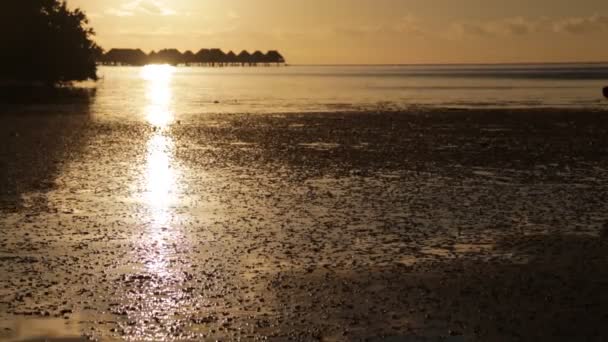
[145,134,176,227]
[142,64,175,127]
[139,64,180,276]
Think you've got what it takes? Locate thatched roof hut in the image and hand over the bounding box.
[251,51,266,64]
[207,49,226,64]
[225,51,238,64]
[103,48,148,66]
[265,50,285,64]
[237,50,252,65]
[195,49,210,64]
[147,51,158,64]
[155,49,183,65]
[183,50,195,64]
[99,47,286,67]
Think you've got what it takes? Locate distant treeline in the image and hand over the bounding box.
[100,48,286,66]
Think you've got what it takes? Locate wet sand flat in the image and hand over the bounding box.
[1,108,608,341]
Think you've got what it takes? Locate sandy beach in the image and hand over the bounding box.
[0,107,607,341]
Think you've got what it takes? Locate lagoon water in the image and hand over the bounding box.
[89,63,608,123]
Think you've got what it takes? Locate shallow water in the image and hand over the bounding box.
[1,67,608,340]
[90,64,608,121]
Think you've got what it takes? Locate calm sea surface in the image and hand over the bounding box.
[89,63,608,122]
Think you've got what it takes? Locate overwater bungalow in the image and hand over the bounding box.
[207,49,226,66]
[183,50,195,65]
[251,51,266,65]
[238,50,252,66]
[225,51,238,66]
[155,49,183,66]
[100,48,286,67]
[195,49,211,64]
[265,50,285,65]
[101,48,148,66]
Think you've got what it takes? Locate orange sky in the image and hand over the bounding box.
[70,0,608,64]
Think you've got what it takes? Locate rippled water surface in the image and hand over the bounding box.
[92,64,608,121]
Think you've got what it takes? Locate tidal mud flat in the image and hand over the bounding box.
[1,108,608,341]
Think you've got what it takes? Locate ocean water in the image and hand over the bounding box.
[3,64,607,122]
[91,64,608,121]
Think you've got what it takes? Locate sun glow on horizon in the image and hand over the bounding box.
[142,64,175,127]
[141,64,175,82]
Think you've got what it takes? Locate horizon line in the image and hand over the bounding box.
[101,49,608,67]
[290,61,608,67]
[98,61,608,67]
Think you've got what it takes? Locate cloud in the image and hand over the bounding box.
[452,22,493,37]
[391,15,426,36]
[452,17,540,38]
[452,14,608,39]
[106,26,243,41]
[106,0,176,17]
[492,17,539,35]
[331,15,427,39]
[553,14,608,34]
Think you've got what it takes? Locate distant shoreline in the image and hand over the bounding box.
[290,61,608,67]
[97,61,608,68]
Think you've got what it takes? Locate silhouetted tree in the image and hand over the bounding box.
[0,0,102,85]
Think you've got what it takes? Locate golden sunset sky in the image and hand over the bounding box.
[70,0,608,64]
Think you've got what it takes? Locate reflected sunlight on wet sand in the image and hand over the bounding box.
[1,66,608,340]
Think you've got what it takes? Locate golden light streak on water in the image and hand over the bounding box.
[140,64,180,276]
[141,64,175,127]
[144,133,176,228]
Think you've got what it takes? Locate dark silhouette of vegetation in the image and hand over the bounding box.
[0,0,102,85]
[101,48,286,67]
